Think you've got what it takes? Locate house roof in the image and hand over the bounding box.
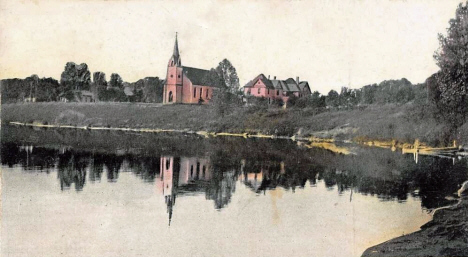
[182,66,222,88]
[271,80,289,90]
[271,79,300,92]
[244,74,275,89]
[298,81,310,92]
[284,78,300,92]
[245,74,307,93]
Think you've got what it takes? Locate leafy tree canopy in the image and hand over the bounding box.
[215,59,240,93]
[433,1,468,126]
[60,62,91,92]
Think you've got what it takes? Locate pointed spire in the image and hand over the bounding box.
[173,32,179,58]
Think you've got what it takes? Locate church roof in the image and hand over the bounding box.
[183,66,222,88]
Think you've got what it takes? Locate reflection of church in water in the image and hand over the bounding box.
[154,155,291,225]
[156,156,214,225]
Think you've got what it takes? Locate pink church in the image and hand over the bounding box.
[163,34,220,104]
[243,74,311,104]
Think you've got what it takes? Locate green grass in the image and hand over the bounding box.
[1,102,460,146]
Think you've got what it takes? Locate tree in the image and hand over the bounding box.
[326,90,339,107]
[215,59,240,93]
[36,77,60,102]
[141,77,164,102]
[93,72,107,88]
[109,73,123,89]
[209,62,243,116]
[339,87,358,107]
[202,68,225,89]
[433,1,468,127]
[361,84,377,104]
[60,62,91,98]
[310,91,326,108]
[93,72,107,101]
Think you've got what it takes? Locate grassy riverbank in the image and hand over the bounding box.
[0,102,463,146]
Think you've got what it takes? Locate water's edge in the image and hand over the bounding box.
[7,121,465,158]
[362,181,468,257]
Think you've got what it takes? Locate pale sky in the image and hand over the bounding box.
[0,0,462,93]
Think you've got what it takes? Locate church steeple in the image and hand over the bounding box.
[173,32,179,58]
[169,33,181,67]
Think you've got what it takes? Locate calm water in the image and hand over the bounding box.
[2,126,467,257]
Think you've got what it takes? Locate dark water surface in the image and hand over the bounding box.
[2,126,467,257]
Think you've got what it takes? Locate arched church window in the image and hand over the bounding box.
[206,89,209,98]
[258,88,261,94]
[168,91,173,102]
[178,75,180,78]
[166,159,170,170]
[193,88,196,98]
[170,75,173,78]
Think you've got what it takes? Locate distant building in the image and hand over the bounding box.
[243,74,311,104]
[123,82,135,102]
[163,34,221,104]
[80,91,95,102]
[58,90,95,102]
[23,97,36,102]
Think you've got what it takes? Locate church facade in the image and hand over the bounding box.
[163,35,219,104]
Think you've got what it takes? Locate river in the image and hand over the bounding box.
[1,125,467,257]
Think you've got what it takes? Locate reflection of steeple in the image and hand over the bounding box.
[157,156,180,226]
[165,194,175,226]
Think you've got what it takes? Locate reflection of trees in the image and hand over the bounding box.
[411,157,468,209]
[57,151,89,191]
[103,154,123,182]
[205,150,239,209]
[1,142,22,167]
[2,133,468,210]
[1,143,57,172]
[89,153,105,182]
[206,170,237,209]
[126,155,160,182]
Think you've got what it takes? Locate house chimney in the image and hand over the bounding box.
[296,76,299,84]
[274,76,276,80]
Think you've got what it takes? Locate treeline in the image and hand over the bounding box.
[288,78,427,109]
[1,62,164,103]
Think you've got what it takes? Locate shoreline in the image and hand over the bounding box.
[5,120,466,159]
[362,181,468,257]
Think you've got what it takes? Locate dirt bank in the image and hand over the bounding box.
[362,182,468,257]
